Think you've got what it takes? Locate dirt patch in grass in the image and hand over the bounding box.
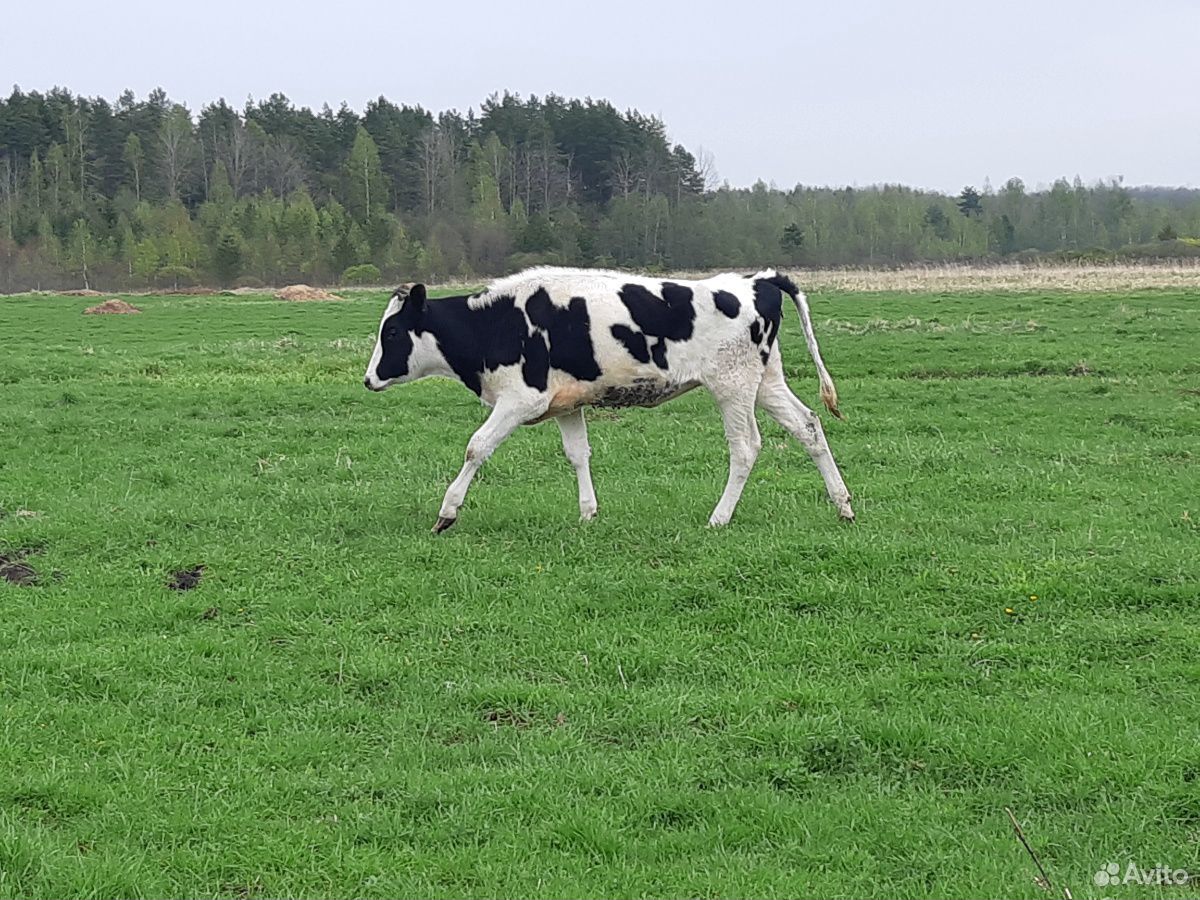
[275,284,344,302]
[481,707,534,728]
[168,565,205,591]
[83,298,141,315]
[0,549,39,585]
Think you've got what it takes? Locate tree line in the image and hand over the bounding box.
[1,86,1198,291]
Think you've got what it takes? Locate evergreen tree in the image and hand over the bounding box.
[213,230,243,286]
[956,186,983,218]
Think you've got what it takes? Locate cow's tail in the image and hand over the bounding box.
[765,271,843,420]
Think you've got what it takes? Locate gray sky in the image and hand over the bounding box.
[4,0,1197,192]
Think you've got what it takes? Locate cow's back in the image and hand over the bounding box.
[469,267,777,413]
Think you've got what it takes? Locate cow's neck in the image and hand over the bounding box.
[413,295,472,385]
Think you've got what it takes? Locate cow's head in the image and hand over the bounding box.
[363,283,428,391]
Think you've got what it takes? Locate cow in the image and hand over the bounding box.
[363,267,854,532]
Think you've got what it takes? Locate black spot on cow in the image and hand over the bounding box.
[617,282,696,372]
[618,283,695,342]
[650,340,669,370]
[525,290,602,382]
[522,332,550,391]
[749,320,763,344]
[752,278,784,349]
[611,324,650,364]
[661,281,694,310]
[760,350,771,365]
[713,290,740,318]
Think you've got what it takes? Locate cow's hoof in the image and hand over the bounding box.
[707,515,731,528]
[432,515,457,533]
[838,508,856,523]
[580,507,598,521]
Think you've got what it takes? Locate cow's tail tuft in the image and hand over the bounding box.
[765,271,843,420]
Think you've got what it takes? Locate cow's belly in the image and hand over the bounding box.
[591,377,699,409]
[537,375,699,421]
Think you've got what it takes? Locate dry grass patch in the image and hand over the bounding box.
[786,262,1200,294]
[661,262,1200,294]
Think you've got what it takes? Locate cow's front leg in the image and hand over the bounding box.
[556,409,598,520]
[435,400,541,532]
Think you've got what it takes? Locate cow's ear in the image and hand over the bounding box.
[407,283,427,308]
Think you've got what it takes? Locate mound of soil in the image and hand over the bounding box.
[274,284,344,302]
[83,298,141,315]
[61,288,104,297]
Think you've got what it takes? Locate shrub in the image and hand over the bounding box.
[343,263,381,285]
[1117,239,1200,260]
[506,251,566,272]
[157,265,196,288]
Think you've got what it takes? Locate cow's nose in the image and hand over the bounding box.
[363,376,372,390]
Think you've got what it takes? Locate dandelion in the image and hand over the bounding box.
[1004,607,1015,615]
[1029,594,1038,601]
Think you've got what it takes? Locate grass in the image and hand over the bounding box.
[0,285,1198,899]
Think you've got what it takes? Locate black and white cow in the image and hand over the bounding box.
[363,267,854,531]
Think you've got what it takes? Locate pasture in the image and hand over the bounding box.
[1,282,1197,899]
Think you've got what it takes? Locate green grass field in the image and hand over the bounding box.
[1,285,1198,899]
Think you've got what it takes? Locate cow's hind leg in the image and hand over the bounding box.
[434,398,544,532]
[708,390,762,527]
[556,409,598,520]
[756,356,855,520]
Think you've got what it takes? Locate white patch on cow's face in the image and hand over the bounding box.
[363,295,401,391]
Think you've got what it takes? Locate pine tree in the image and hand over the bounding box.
[213,230,243,286]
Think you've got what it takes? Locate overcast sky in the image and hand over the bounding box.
[4,0,1197,192]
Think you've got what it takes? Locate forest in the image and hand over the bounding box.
[1,86,1198,290]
